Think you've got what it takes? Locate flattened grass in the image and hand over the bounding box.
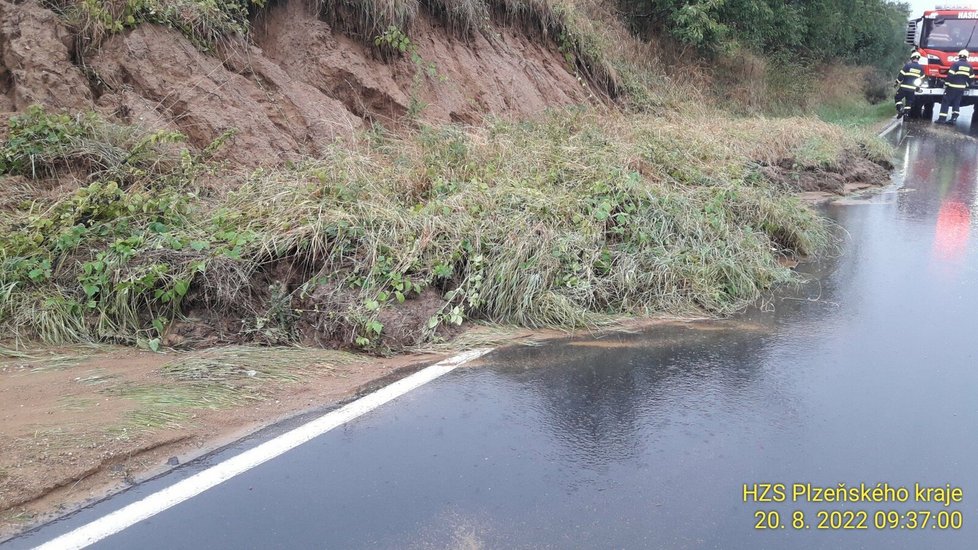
[103,346,359,430]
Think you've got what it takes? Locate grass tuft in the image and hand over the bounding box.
[319,0,420,40]
[45,0,266,52]
[160,346,356,383]
[425,0,490,37]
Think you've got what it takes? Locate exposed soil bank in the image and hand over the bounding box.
[0,0,592,166]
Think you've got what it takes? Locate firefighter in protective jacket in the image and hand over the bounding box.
[895,52,925,117]
[938,50,974,125]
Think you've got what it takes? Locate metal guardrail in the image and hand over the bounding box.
[879,118,902,138]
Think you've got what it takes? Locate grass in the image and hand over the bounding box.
[426,0,490,36]
[226,109,852,341]
[816,100,894,129]
[0,106,889,350]
[160,346,357,383]
[321,0,420,39]
[0,344,110,371]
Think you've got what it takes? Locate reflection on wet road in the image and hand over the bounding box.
[9,122,978,549]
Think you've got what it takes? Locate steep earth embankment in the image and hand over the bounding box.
[0,0,592,165]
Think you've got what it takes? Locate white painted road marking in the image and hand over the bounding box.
[34,348,493,550]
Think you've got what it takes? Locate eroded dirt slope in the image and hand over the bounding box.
[0,0,592,165]
[0,0,92,112]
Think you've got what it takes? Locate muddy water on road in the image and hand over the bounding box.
[9,122,978,549]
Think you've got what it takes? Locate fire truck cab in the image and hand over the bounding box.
[906,5,978,119]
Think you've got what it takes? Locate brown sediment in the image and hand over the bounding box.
[0,345,444,538]
[766,152,893,196]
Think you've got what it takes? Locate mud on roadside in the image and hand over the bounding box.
[0,316,717,541]
[764,151,893,195]
[0,344,442,540]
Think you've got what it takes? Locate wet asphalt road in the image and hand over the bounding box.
[8,119,978,549]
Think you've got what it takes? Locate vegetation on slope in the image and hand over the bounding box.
[42,0,267,50]
[0,0,900,352]
[0,105,889,351]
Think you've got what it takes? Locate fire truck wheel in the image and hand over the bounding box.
[908,100,925,119]
[922,100,936,120]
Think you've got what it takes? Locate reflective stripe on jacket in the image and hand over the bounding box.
[946,60,973,89]
[899,62,925,90]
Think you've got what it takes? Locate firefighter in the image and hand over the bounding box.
[895,52,925,118]
[938,49,974,125]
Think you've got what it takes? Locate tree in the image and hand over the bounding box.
[621,0,910,69]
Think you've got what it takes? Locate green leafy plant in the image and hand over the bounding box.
[374,24,414,56]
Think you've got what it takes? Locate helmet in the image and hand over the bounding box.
[911,51,921,60]
[960,49,970,58]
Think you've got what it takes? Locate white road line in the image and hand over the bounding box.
[34,348,493,550]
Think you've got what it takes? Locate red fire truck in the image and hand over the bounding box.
[906,5,978,118]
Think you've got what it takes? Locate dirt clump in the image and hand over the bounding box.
[89,24,362,165]
[763,152,893,194]
[295,286,455,350]
[0,1,92,113]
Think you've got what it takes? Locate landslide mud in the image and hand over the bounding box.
[763,151,893,194]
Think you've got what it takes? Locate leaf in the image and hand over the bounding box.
[83,284,100,297]
[395,291,405,303]
[365,299,380,311]
[190,240,209,251]
[148,338,161,353]
[367,320,384,335]
[173,279,190,297]
[426,316,440,329]
[152,318,166,334]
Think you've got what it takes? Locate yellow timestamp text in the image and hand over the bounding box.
[753,509,963,531]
